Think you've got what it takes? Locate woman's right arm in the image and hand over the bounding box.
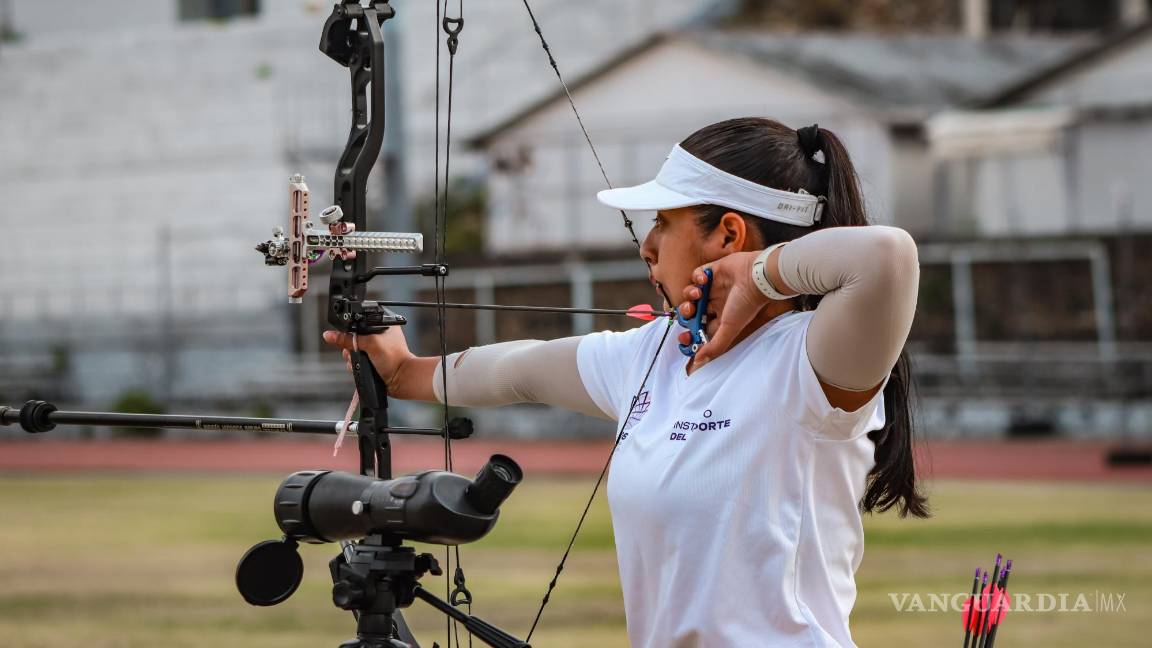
[322,329,610,419]
[431,337,609,419]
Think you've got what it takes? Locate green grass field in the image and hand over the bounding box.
[0,475,1148,647]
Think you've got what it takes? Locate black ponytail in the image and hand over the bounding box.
[682,117,929,519]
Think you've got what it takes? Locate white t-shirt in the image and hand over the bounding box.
[576,310,887,648]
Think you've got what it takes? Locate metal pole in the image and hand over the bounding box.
[382,16,419,337]
[568,262,595,334]
[1088,245,1117,362]
[159,224,176,402]
[566,135,581,251]
[951,250,977,379]
[932,159,951,235]
[475,273,496,345]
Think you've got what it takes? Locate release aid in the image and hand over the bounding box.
[676,268,713,357]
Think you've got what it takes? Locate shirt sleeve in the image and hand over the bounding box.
[776,313,888,440]
[432,337,609,419]
[576,320,664,421]
[776,225,919,392]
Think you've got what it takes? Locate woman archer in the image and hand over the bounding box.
[324,117,930,647]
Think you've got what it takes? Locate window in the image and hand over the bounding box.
[179,0,260,22]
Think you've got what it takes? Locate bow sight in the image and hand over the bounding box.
[4,2,531,647]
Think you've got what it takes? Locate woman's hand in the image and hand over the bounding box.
[678,251,780,367]
[322,326,424,400]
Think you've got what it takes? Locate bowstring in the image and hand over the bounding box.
[436,0,469,646]
[518,0,672,282]
[526,321,672,641]
[517,0,676,641]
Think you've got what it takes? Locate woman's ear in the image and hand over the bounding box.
[717,211,750,251]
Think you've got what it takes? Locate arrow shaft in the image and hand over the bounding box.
[378,300,666,318]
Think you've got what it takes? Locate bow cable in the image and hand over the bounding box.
[435,0,470,645]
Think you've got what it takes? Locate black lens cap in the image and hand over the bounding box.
[235,539,304,606]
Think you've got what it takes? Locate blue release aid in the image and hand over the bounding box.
[676,268,713,357]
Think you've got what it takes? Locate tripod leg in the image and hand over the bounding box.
[393,611,420,648]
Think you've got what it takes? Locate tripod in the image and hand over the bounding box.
[330,535,528,648]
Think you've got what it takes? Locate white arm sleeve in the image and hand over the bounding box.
[431,336,612,419]
[775,225,919,391]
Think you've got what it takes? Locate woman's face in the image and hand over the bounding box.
[640,207,755,309]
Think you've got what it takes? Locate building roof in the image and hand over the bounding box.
[470,28,1091,146]
[979,19,1152,107]
[690,30,1089,112]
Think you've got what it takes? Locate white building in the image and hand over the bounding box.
[473,28,1086,255]
[929,20,1152,236]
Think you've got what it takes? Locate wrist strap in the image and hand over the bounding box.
[751,242,793,301]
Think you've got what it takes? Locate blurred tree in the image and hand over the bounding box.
[990,0,1125,31]
[727,0,1141,32]
[0,0,20,44]
[415,177,487,257]
[249,400,278,438]
[49,344,71,374]
[727,0,960,31]
[110,389,166,439]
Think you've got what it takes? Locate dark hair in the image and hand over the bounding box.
[682,117,929,519]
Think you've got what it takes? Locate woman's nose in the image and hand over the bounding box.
[640,230,657,265]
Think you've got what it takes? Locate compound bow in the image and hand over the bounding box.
[260,2,681,644]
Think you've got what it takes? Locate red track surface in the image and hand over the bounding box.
[0,439,1149,481]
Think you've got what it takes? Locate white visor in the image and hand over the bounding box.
[597,144,824,227]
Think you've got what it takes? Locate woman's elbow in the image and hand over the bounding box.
[869,226,920,286]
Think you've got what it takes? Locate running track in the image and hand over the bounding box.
[0,439,1149,482]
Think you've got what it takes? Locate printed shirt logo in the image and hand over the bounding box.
[670,408,732,441]
[623,390,651,431]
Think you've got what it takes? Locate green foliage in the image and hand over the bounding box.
[110,389,167,439]
[415,176,487,256]
[248,400,277,438]
[918,270,951,310]
[248,400,275,420]
[49,344,71,374]
[729,0,959,30]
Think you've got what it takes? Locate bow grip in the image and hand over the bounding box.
[676,268,713,357]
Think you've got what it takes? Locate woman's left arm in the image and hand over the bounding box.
[767,225,920,408]
[683,225,919,412]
